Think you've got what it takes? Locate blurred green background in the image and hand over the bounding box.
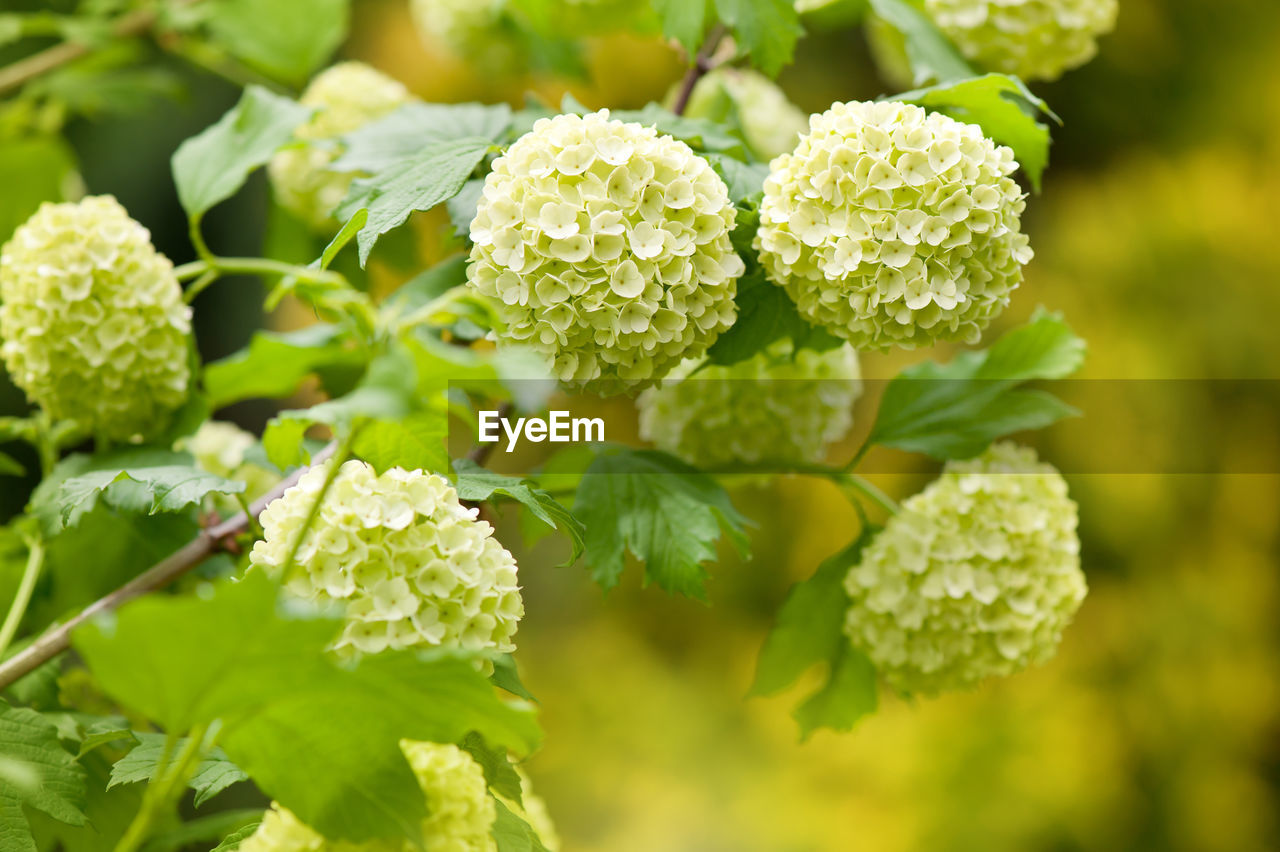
[4,0,1280,849]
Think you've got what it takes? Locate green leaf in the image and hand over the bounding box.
[490,654,537,703]
[352,414,450,475]
[72,574,541,845]
[203,324,366,408]
[0,136,79,244]
[446,179,486,237]
[333,103,513,174]
[210,820,262,852]
[171,85,312,218]
[459,733,523,804]
[491,798,551,852]
[0,452,24,477]
[0,702,87,852]
[713,0,804,76]
[382,255,469,316]
[750,539,866,696]
[204,0,350,86]
[867,309,1086,460]
[896,73,1058,190]
[452,460,585,566]
[706,267,840,366]
[37,451,244,533]
[651,0,712,57]
[135,807,263,852]
[866,0,973,84]
[107,733,248,808]
[792,644,878,739]
[337,137,492,265]
[572,447,750,598]
[703,153,770,202]
[609,104,749,157]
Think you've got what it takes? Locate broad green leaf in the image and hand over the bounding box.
[0,702,87,852]
[133,807,263,852]
[490,654,537,703]
[40,450,244,532]
[352,414,450,475]
[706,267,840,366]
[703,153,770,202]
[492,798,551,852]
[573,447,750,598]
[750,538,867,696]
[203,324,366,408]
[107,733,248,808]
[204,0,350,86]
[333,103,513,174]
[896,73,1058,190]
[867,310,1086,459]
[171,85,312,218]
[407,334,557,414]
[651,0,712,57]
[317,208,366,270]
[210,820,262,852]
[452,460,586,566]
[73,719,136,759]
[459,733,523,805]
[25,750,140,852]
[713,0,804,76]
[609,103,750,158]
[866,0,973,84]
[446,179,486,237]
[337,138,492,265]
[382,255,469,317]
[0,136,79,244]
[73,574,541,844]
[793,644,878,739]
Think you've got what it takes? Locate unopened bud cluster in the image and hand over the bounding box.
[681,68,811,160]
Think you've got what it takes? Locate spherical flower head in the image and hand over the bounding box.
[467,110,744,395]
[249,460,523,664]
[401,741,497,851]
[925,0,1118,82]
[178,420,278,502]
[267,62,411,230]
[0,196,191,442]
[843,442,1085,695]
[637,340,861,469]
[679,68,810,161]
[755,100,1032,351]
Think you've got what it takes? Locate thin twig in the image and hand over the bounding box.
[671,24,728,116]
[0,442,337,690]
[466,401,511,467]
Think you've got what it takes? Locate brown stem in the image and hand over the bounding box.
[0,441,337,690]
[0,0,202,96]
[670,24,728,117]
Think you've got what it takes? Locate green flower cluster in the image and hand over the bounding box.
[925,0,1119,81]
[467,110,743,394]
[843,442,1086,695]
[267,62,411,229]
[240,741,558,851]
[0,196,191,442]
[179,420,279,503]
[680,68,811,160]
[756,100,1032,350]
[636,341,861,468]
[248,461,523,662]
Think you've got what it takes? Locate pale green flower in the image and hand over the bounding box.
[756,100,1032,350]
[844,442,1086,695]
[267,62,411,229]
[467,110,743,394]
[637,340,861,469]
[0,196,191,442]
[925,0,1118,81]
[680,68,810,160]
[248,461,523,663]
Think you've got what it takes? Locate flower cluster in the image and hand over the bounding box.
[410,0,504,55]
[467,110,743,394]
[924,0,1119,82]
[267,62,411,229]
[637,341,861,469]
[843,442,1086,695]
[755,100,1032,350]
[248,461,523,662]
[238,742,559,851]
[179,420,279,502]
[0,196,191,442]
[680,68,811,160]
